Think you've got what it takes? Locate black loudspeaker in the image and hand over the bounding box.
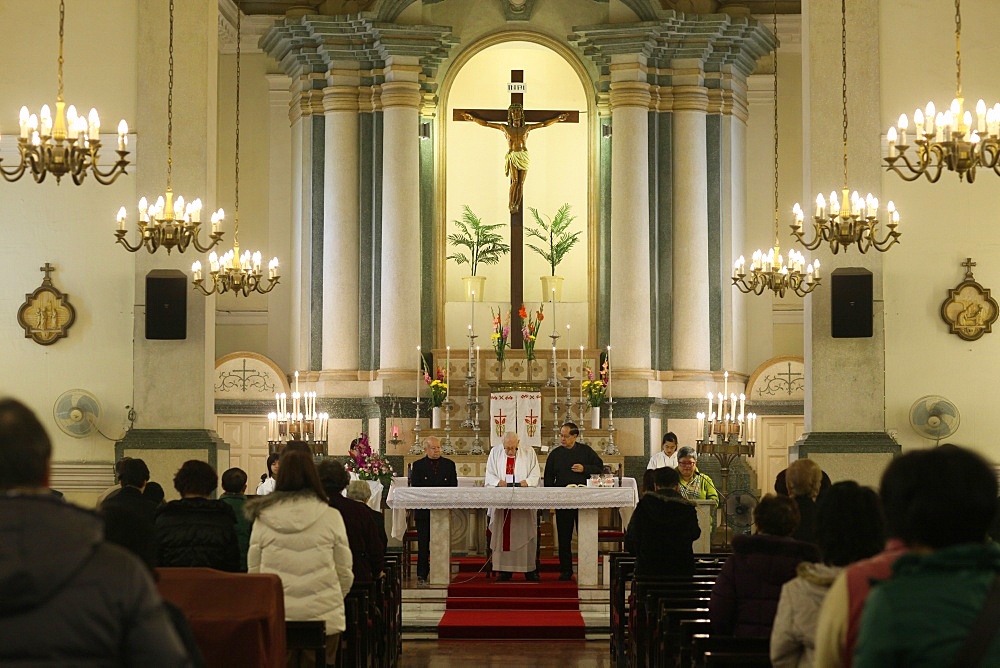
[146,270,187,340]
[831,268,873,338]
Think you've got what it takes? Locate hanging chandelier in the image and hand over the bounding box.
[791,0,901,255]
[0,0,129,185]
[192,5,279,297]
[734,9,820,299]
[114,0,222,255]
[884,0,1000,183]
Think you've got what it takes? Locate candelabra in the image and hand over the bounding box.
[1,0,130,186]
[266,390,328,457]
[791,0,901,256]
[883,0,1000,184]
[695,392,757,496]
[469,397,485,455]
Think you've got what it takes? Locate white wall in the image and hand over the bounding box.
[0,0,138,461]
[881,0,1000,461]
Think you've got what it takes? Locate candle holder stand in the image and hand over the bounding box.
[469,397,485,454]
[546,332,561,387]
[603,398,620,456]
[441,398,455,455]
[408,398,424,455]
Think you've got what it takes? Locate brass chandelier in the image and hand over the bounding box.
[192,5,279,297]
[884,0,1000,183]
[734,9,820,299]
[792,0,901,255]
[0,0,130,185]
[114,0,223,254]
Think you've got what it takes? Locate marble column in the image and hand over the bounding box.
[671,77,711,372]
[322,85,361,376]
[378,57,422,378]
[608,58,653,376]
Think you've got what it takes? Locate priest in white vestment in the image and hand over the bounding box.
[485,432,541,581]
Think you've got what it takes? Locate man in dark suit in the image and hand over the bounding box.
[101,458,159,568]
[409,436,457,586]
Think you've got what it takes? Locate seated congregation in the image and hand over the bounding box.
[0,398,400,668]
[619,441,1000,668]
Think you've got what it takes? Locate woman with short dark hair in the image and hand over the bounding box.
[154,459,240,572]
[709,494,821,638]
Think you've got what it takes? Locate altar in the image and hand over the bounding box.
[387,482,638,587]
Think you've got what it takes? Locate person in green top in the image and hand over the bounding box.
[854,444,1000,668]
[220,467,251,572]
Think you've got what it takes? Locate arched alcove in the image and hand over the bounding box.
[440,39,592,351]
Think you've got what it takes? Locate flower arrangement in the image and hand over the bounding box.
[345,433,396,487]
[491,306,511,363]
[519,303,544,361]
[422,358,447,407]
[581,360,609,407]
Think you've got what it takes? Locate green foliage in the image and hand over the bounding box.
[526,203,581,276]
[446,205,510,276]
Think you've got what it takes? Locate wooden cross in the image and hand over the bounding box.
[454,69,578,349]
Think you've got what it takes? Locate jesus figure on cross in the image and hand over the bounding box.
[462,103,568,213]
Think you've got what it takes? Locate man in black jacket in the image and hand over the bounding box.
[102,457,159,568]
[0,398,191,666]
[409,437,457,585]
[543,422,604,580]
[625,466,701,577]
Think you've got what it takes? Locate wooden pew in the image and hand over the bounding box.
[609,552,636,667]
[691,635,770,668]
[629,578,714,668]
[676,620,712,668]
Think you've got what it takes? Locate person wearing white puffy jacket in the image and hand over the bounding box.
[246,446,353,666]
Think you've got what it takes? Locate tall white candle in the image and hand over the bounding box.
[580,345,585,403]
[295,370,299,394]
[566,324,571,365]
[739,393,746,421]
[276,393,281,415]
[445,346,450,399]
[416,346,421,417]
[707,392,713,418]
[723,370,728,399]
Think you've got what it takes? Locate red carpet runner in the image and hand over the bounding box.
[437,560,586,640]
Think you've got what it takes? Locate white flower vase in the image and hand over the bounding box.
[590,406,601,430]
[431,406,443,429]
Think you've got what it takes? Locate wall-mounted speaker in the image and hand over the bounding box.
[145,270,187,340]
[831,268,873,338]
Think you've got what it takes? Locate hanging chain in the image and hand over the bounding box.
[167,0,175,188]
[955,0,962,97]
[772,5,780,243]
[841,0,848,186]
[57,0,65,100]
[234,5,241,245]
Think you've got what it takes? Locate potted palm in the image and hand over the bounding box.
[447,204,510,302]
[526,203,581,301]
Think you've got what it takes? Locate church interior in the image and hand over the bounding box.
[2,0,999,655]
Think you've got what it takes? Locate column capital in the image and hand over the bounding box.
[323,85,360,113]
[380,81,422,110]
[609,81,652,111]
[290,88,325,123]
[672,85,709,113]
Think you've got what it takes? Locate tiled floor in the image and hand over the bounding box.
[399,639,612,667]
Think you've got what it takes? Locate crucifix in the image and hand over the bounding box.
[454,69,578,348]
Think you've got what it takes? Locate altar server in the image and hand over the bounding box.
[486,432,541,581]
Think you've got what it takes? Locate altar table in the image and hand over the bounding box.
[387,483,638,586]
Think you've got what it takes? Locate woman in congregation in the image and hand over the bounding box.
[675,447,720,507]
[770,481,884,668]
[246,448,354,667]
[154,460,241,572]
[786,458,823,545]
[255,452,279,495]
[647,432,680,470]
[709,494,820,638]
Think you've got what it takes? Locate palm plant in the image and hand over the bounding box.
[526,203,581,276]
[446,205,510,276]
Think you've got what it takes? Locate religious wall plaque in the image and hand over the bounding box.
[941,258,999,342]
[17,263,76,346]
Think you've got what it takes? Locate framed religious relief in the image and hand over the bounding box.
[941,258,999,342]
[17,263,77,346]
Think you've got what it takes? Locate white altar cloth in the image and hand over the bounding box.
[386,479,638,587]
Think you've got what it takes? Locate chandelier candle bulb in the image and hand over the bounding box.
[740,394,746,421]
[696,412,705,439]
[707,392,713,417]
[887,127,897,157]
